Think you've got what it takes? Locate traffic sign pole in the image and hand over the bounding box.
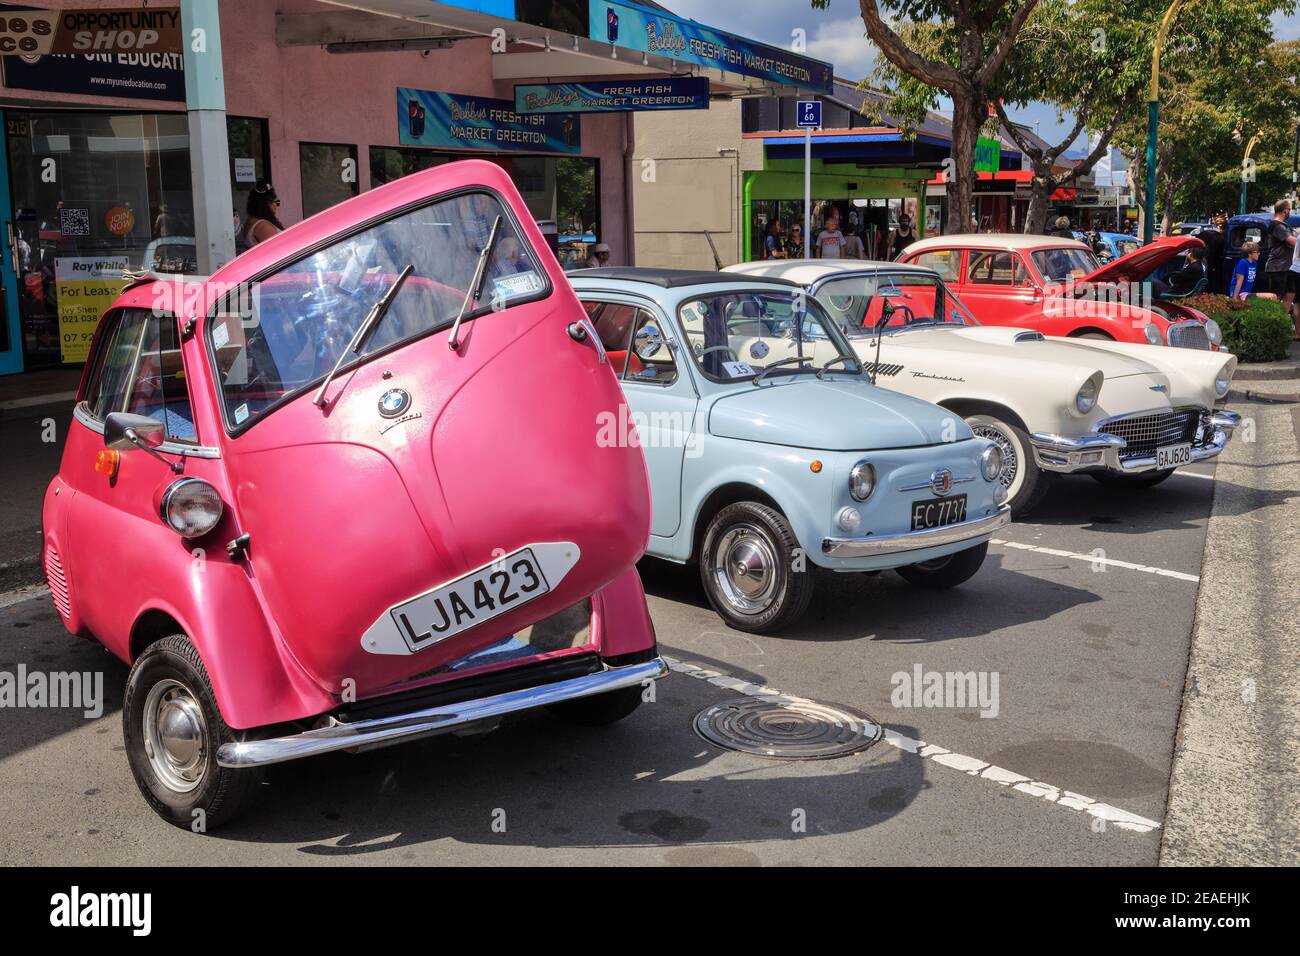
[797,100,822,259]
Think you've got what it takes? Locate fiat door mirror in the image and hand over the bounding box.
[633,323,664,360]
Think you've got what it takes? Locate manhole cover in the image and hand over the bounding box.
[693,698,882,760]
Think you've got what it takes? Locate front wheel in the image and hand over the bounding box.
[965,413,1049,516]
[699,501,814,633]
[123,634,264,830]
[1091,469,1175,489]
[896,542,989,589]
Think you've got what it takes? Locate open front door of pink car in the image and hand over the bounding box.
[203,160,652,703]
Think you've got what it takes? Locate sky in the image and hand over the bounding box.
[666,0,1300,158]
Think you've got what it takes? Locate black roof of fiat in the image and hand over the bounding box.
[576,268,799,289]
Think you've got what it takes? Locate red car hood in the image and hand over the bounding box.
[1083,235,1204,284]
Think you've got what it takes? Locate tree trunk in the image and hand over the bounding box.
[1025,161,1055,234]
[946,93,981,234]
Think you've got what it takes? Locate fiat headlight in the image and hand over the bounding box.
[1144,322,1164,345]
[1205,319,1222,346]
[837,507,862,533]
[849,461,876,501]
[1075,372,1102,414]
[980,443,1003,481]
[159,478,223,538]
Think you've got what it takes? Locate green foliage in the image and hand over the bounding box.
[1187,294,1294,362]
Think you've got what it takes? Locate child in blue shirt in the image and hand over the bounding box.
[1231,242,1261,299]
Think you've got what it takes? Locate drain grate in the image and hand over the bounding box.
[693,698,882,760]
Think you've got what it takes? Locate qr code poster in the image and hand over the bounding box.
[59,206,91,238]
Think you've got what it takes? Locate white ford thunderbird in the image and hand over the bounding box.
[726,259,1239,515]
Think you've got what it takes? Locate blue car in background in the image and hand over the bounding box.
[569,268,1011,633]
[1074,230,1144,263]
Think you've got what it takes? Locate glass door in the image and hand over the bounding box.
[0,113,22,375]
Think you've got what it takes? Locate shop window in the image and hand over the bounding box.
[228,117,271,232]
[369,146,447,187]
[299,142,360,218]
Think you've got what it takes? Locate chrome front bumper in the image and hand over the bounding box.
[822,505,1011,559]
[217,657,668,769]
[1030,410,1240,474]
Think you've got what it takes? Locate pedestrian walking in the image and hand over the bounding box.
[890,214,917,259]
[1289,227,1300,340]
[1262,199,1296,299]
[585,242,611,269]
[842,229,866,259]
[242,182,284,248]
[763,220,787,260]
[786,222,804,259]
[815,212,846,259]
[1047,215,1073,239]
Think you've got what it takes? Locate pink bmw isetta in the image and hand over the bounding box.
[43,161,664,828]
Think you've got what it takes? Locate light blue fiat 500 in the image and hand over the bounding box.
[570,269,1011,633]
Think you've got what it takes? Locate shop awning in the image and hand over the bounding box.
[302,1,832,96]
[928,169,1076,201]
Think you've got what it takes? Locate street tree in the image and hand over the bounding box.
[812,0,1042,233]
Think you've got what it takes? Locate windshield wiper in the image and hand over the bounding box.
[816,356,859,379]
[313,263,415,409]
[449,215,503,352]
[752,356,816,385]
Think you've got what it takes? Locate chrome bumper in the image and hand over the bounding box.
[822,505,1011,559]
[1030,411,1240,474]
[216,657,668,769]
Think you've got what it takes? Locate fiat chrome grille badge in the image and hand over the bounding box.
[930,469,953,496]
[378,388,411,418]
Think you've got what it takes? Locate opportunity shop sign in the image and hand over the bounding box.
[398,88,581,153]
[0,6,181,55]
[590,0,833,94]
[515,77,709,114]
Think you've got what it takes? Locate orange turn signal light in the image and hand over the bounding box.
[94,449,120,479]
[809,459,823,474]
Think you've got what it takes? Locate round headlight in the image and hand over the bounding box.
[849,461,876,501]
[837,507,862,533]
[980,443,1003,481]
[159,478,223,538]
[1075,375,1100,414]
[1144,322,1164,346]
[1215,367,1232,398]
[1205,318,1222,346]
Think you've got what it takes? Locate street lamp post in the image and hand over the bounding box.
[1143,0,1187,243]
[1239,134,1261,216]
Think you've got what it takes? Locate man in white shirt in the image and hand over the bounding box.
[815,212,845,259]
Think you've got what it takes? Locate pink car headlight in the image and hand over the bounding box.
[159,478,224,538]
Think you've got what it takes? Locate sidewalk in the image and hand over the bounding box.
[1160,395,1300,865]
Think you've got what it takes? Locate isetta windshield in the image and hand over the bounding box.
[209,190,546,431]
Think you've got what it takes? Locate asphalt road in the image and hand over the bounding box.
[0,461,1218,865]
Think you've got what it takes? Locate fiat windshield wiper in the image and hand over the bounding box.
[449,215,503,351]
[313,263,415,409]
[752,356,816,385]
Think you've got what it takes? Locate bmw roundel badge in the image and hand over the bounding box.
[378,388,411,418]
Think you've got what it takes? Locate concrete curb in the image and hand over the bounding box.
[0,555,43,593]
[1226,387,1300,405]
[1159,399,1300,865]
[1233,364,1299,381]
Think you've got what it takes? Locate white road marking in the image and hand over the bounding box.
[1173,470,1216,481]
[990,539,1199,582]
[665,655,1162,834]
[0,586,50,610]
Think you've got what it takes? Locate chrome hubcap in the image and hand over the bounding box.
[713,522,782,615]
[970,423,1021,495]
[142,679,208,793]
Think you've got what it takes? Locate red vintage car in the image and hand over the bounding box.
[898,234,1222,350]
[42,160,663,828]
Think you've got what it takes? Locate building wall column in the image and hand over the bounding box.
[182,0,235,275]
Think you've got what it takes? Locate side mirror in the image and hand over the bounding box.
[104,412,166,451]
[633,323,664,360]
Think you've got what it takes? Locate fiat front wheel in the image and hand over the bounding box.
[699,501,814,633]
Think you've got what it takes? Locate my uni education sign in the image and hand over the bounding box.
[398,88,581,153]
